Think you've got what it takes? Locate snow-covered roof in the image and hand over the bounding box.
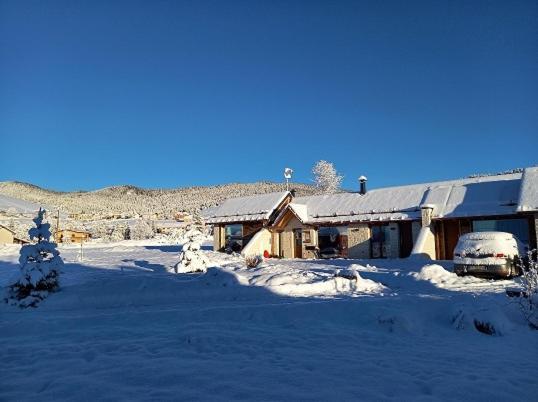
[288,168,536,224]
[0,194,44,215]
[517,166,538,212]
[204,191,291,224]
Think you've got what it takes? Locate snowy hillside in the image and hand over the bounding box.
[0,181,317,219]
[1,242,537,401]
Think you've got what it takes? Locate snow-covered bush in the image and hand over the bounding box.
[517,250,538,329]
[4,209,63,308]
[107,224,128,242]
[245,255,263,268]
[173,228,209,273]
[312,160,343,194]
[130,219,154,240]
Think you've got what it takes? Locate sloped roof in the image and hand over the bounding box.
[0,224,15,234]
[204,191,290,224]
[288,169,535,224]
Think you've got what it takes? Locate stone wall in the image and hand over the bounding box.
[213,225,223,251]
[302,227,318,259]
[387,222,400,258]
[348,224,370,259]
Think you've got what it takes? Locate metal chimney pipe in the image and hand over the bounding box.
[359,176,367,195]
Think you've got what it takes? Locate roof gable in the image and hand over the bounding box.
[204,191,290,224]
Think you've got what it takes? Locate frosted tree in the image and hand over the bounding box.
[172,227,209,273]
[312,160,343,193]
[130,219,154,240]
[518,250,538,329]
[5,209,63,308]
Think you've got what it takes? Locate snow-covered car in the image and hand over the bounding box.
[453,231,526,278]
[319,247,340,259]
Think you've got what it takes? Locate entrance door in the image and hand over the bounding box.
[399,221,413,258]
[293,229,303,258]
[443,220,460,260]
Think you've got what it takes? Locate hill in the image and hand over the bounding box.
[0,181,317,220]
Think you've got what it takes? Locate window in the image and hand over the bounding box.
[472,218,529,245]
[318,226,348,258]
[225,224,243,252]
[371,224,391,258]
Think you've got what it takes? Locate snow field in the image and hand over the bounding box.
[1,242,537,401]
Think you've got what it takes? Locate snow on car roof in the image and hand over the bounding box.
[459,231,515,240]
[203,191,290,224]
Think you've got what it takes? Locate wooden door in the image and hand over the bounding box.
[443,220,460,260]
[293,229,303,258]
[399,221,413,258]
[339,234,348,257]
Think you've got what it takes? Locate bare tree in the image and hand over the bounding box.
[312,160,343,194]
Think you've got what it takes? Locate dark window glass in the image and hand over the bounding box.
[225,224,243,252]
[318,226,347,258]
[472,219,529,245]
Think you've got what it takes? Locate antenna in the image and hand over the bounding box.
[284,168,293,191]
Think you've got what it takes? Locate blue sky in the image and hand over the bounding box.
[1,0,537,191]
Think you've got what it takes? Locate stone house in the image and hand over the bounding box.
[56,229,91,244]
[206,166,538,260]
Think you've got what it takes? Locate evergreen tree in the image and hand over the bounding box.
[5,208,63,308]
[172,227,208,273]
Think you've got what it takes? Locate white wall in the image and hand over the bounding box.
[241,228,272,257]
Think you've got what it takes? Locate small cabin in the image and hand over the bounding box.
[0,225,29,245]
[56,229,91,244]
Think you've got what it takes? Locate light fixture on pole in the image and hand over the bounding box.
[284,168,293,191]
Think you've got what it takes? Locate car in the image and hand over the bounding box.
[453,231,527,278]
[319,247,341,259]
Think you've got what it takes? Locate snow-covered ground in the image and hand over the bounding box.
[1,241,537,401]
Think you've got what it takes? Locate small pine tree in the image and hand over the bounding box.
[312,160,343,194]
[5,208,63,308]
[173,227,209,273]
[518,250,538,329]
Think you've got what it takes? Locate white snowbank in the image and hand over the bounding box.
[1,242,537,401]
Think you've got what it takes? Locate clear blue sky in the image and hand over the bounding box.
[1,0,536,191]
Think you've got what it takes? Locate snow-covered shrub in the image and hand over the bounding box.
[245,255,263,268]
[517,250,538,329]
[173,228,209,273]
[130,219,154,240]
[312,160,343,194]
[4,209,63,308]
[106,224,128,242]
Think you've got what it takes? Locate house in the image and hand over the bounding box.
[0,225,28,245]
[56,229,91,244]
[206,167,538,260]
[204,191,293,255]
